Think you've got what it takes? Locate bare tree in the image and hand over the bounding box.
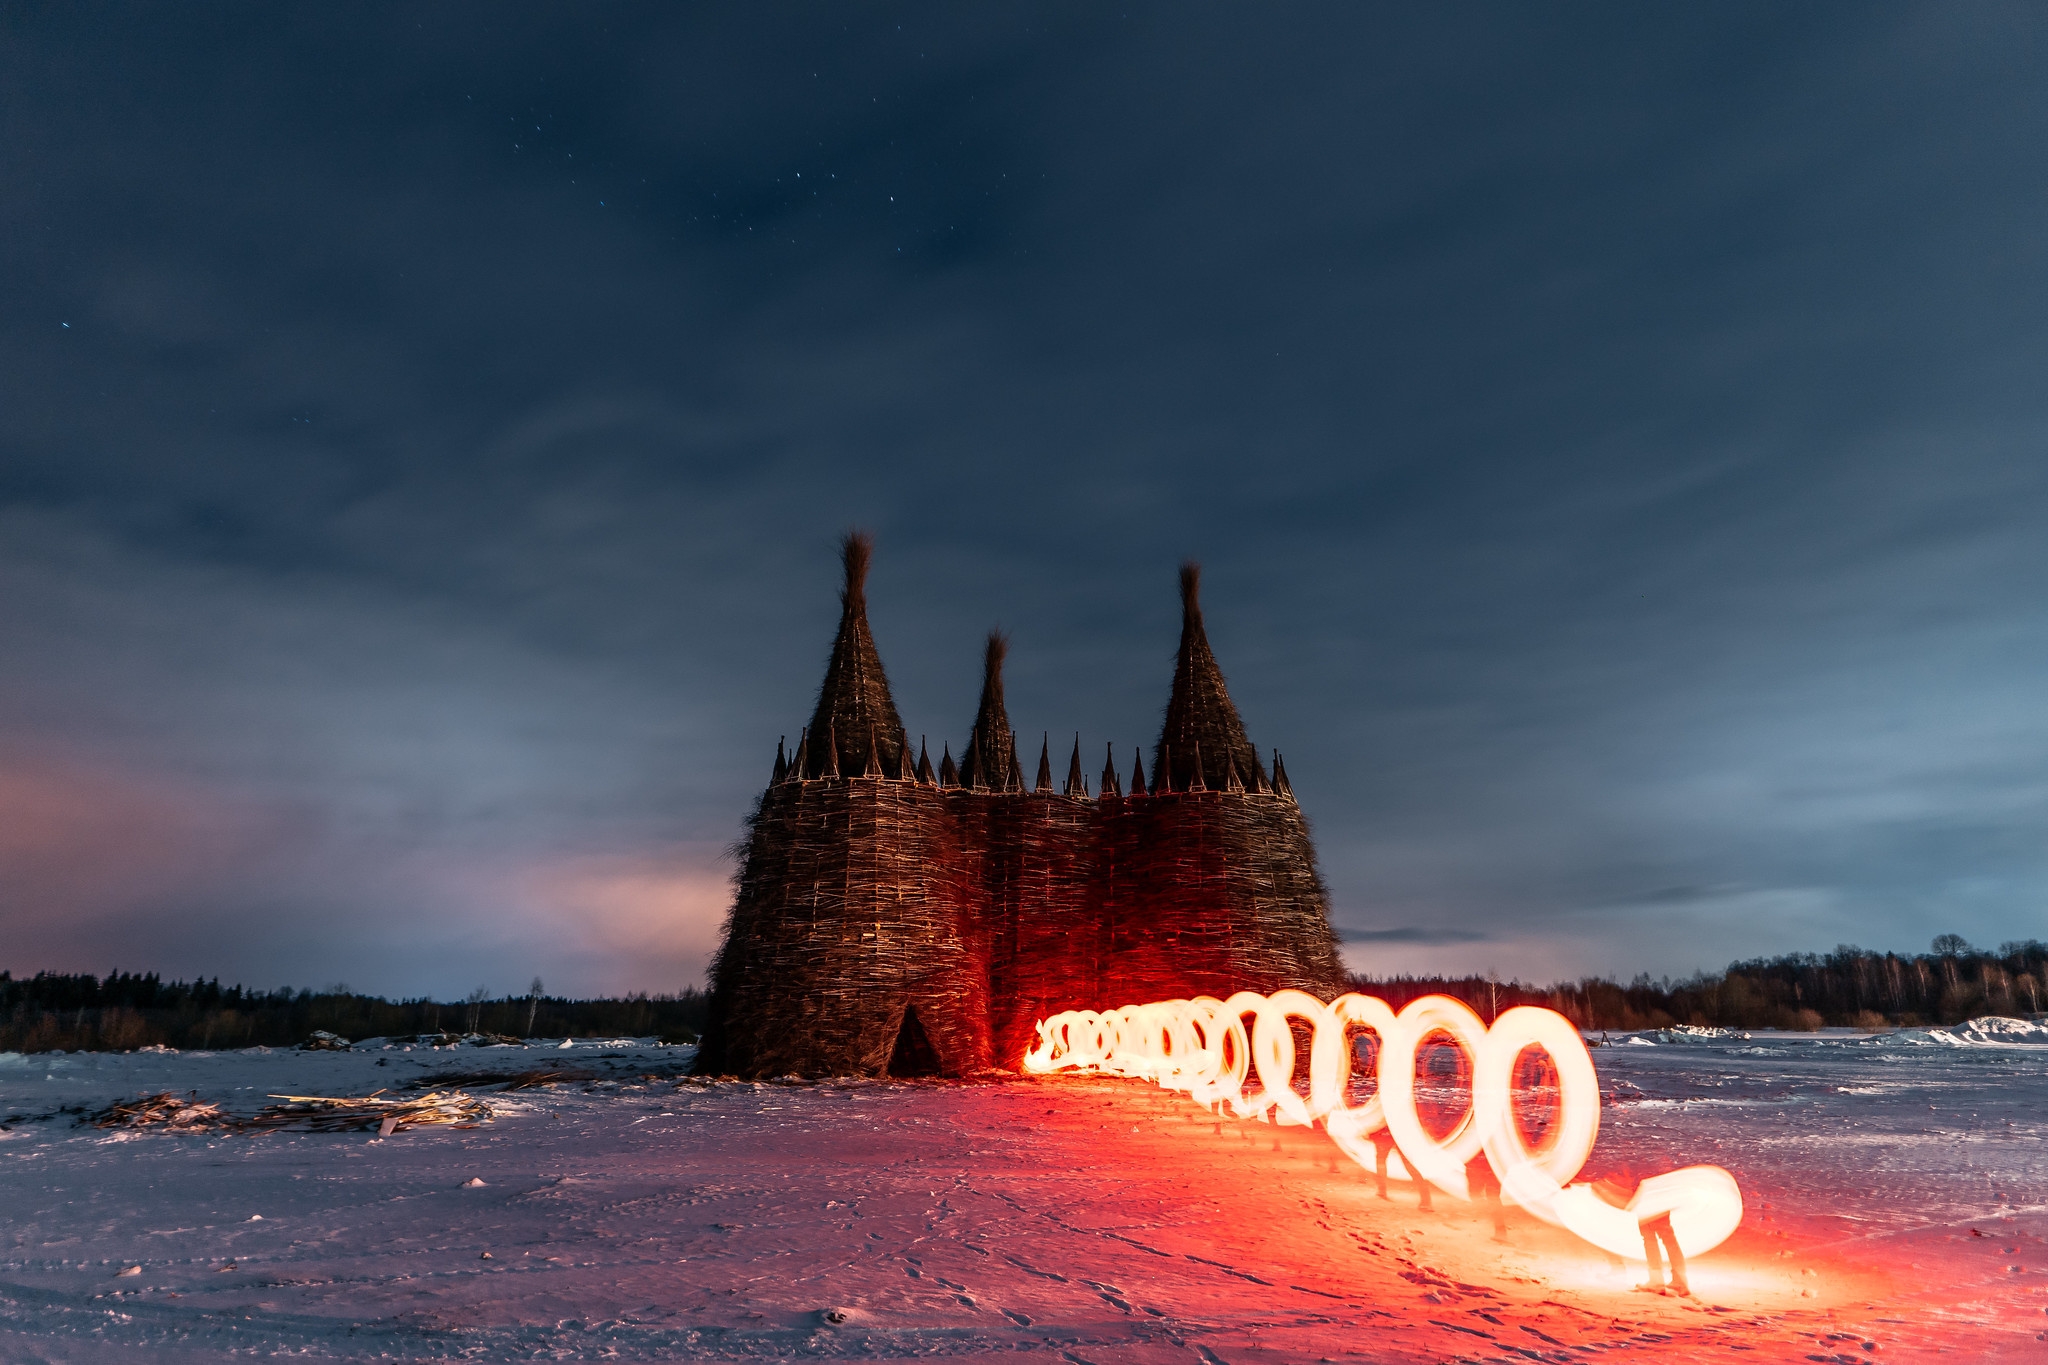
[1932,935,1970,991]
[464,986,490,1035]
[525,977,544,1037]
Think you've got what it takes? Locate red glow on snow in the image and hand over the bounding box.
[1026,991,1745,1264]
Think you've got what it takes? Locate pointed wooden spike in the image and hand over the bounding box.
[1273,750,1294,800]
[1100,741,1121,798]
[822,722,841,779]
[791,727,809,781]
[1190,740,1207,792]
[863,723,884,778]
[961,723,983,788]
[1035,734,1054,793]
[1131,746,1148,796]
[916,736,935,785]
[1064,734,1086,798]
[938,743,958,788]
[771,736,788,786]
[1223,748,1244,792]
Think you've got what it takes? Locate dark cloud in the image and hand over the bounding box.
[4,4,2047,995]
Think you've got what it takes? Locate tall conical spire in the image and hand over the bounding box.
[915,737,935,785]
[770,737,788,786]
[958,631,1016,793]
[1035,734,1054,793]
[1153,562,1265,795]
[802,532,908,782]
[1064,735,1087,798]
[938,743,959,788]
[1100,741,1121,798]
[1131,746,1148,796]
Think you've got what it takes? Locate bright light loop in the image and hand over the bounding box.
[1474,1005,1601,1222]
[1377,995,1492,1201]
[1318,991,1397,1168]
[1026,990,1744,1264]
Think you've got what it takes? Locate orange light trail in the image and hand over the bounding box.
[1024,991,1743,1263]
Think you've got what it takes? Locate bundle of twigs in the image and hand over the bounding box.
[91,1092,228,1131]
[244,1089,492,1133]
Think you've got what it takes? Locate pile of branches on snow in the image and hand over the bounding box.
[92,1092,229,1131]
[87,1088,492,1134]
[244,1089,492,1133]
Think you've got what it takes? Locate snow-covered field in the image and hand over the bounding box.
[0,1023,2043,1361]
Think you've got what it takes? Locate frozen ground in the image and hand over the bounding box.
[0,1023,2043,1362]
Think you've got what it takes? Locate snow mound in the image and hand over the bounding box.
[1649,1025,1751,1043]
[1875,1015,2048,1048]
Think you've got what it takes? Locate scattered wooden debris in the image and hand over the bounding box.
[88,1080,508,1137]
[91,1092,228,1131]
[299,1031,351,1051]
[243,1089,492,1133]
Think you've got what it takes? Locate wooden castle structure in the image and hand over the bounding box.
[694,535,1346,1078]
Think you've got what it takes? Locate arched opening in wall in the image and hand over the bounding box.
[887,1005,942,1078]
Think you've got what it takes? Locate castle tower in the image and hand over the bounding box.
[1103,562,1346,1004]
[695,535,992,1078]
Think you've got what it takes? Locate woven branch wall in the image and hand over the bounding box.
[697,771,1347,1079]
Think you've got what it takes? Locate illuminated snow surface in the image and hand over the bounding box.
[0,1025,2043,1361]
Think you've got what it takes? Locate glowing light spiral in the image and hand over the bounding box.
[1024,992,1742,1262]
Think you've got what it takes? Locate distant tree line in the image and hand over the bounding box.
[5,935,2042,1053]
[1349,937,2048,1032]
[0,972,709,1053]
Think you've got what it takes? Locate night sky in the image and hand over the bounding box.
[6,5,2047,999]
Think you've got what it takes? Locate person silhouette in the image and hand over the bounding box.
[1368,1126,1431,1209]
[1639,1210,1686,1295]
[1369,1127,1396,1200]
[1591,1168,1689,1295]
[1466,1151,1507,1240]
